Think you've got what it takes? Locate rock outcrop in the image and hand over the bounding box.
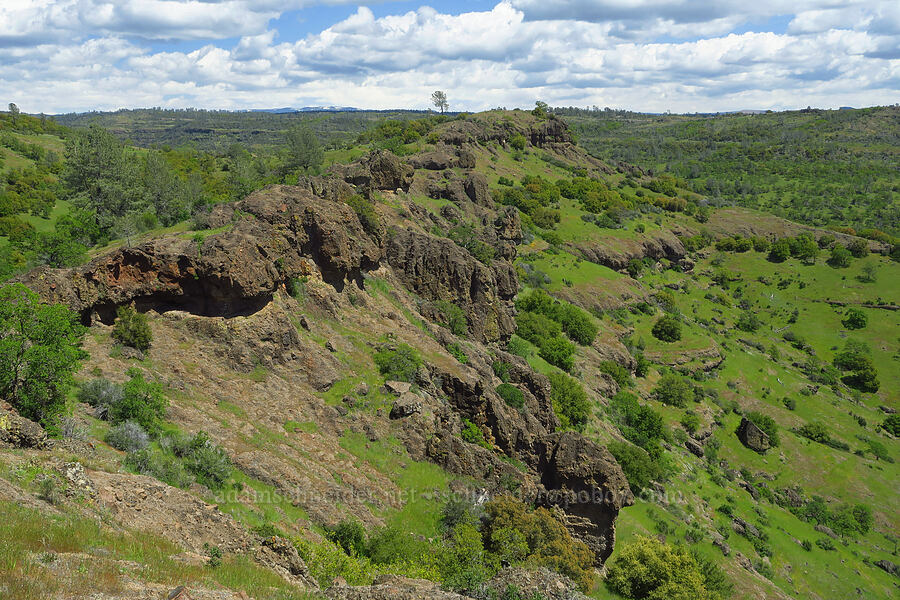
[736,417,770,453]
[534,432,634,564]
[19,184,381,324]
[386,229,516,342]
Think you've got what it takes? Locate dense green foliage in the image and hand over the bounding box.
[496,383,525,409]
[651,315,682,342]
[653,373,694,407]
[605,536,723,600]
[107,369,168,435]
[0,283,86,431]
[547,372,589,432]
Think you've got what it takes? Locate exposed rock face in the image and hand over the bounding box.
[256,535,318,589]
[464,172,491,206]
[736,417,770,453]
[534,432,634,564]
[386,229,516,342]
[875,559,900,578]
[530,117,574,147]
[0,405,48,449]
[332,150,414,192]
[19,185,381,324]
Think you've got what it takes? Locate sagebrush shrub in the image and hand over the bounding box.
[105,420,150,453]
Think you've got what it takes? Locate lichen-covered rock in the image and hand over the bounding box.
[334,150,413,192]
[0,406,48,449]
[486,567,589,600]
[736,417,770,453]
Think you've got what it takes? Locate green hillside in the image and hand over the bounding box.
[0,108,898,600]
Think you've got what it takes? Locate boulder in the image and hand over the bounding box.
[0,407,48,449]
[875,559,899,577]
[384,381,412,395]
[736,417,770,453]
[464,172,491,206]
[685,438,705,457]
[335,150,413,192]
[390,393,423,419]
[815,524,838,539]
[534,431,634,564]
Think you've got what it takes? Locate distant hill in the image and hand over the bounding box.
[54,108,430,151]
[557,105,900,235]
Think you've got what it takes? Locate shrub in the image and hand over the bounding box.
[548,373,589,431]
[816,538,835,551]
[373,343,422,382]
[510,134,526,151]
[345,194,381,238]
[842,308,867,330]
[112,305,152,351]
[848,239,869,258]
[736,311,761,332]
[745,411,780,447]
[797,421,830,444]
[680,413,701,435]
[767,238,791,262]
[605,536,711,599]
[108,369,168,435]
[105,421,150,453]
[827,245,852,268]
[483,495,595,591]
[327,519,368,557]
[78,378,124,412]
[883,414,900,436]
[634,352,651,377]
[492,360,511,383]
[554,303,598,345]
[515,311,561,343]
[446,342,468,364]
[434,300,468,336]
[609,391,667,456]
[651,315,682,342]
[496,383,525,409]
[506,336,531,358]
[598,360,630,387]
[183,435,232,489]
[538,336,576,372]
[608,441,665,493]
[653,373,693,408]
[461,419,489,447]
[124,447,193,488]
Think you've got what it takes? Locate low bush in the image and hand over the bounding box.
[373,343,422,382]
[538,335,575,372]
[653,373,694,407]
[112,305,152,351]
[105,421,150,453]
[605,536,718,599]
[597,360,630,387]
[608,441,666,493]
[496,383,525,409]
[108,369,168,435]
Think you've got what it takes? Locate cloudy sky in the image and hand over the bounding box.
[2,0,898,114]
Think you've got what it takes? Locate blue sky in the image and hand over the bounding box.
[1,1,898,114]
